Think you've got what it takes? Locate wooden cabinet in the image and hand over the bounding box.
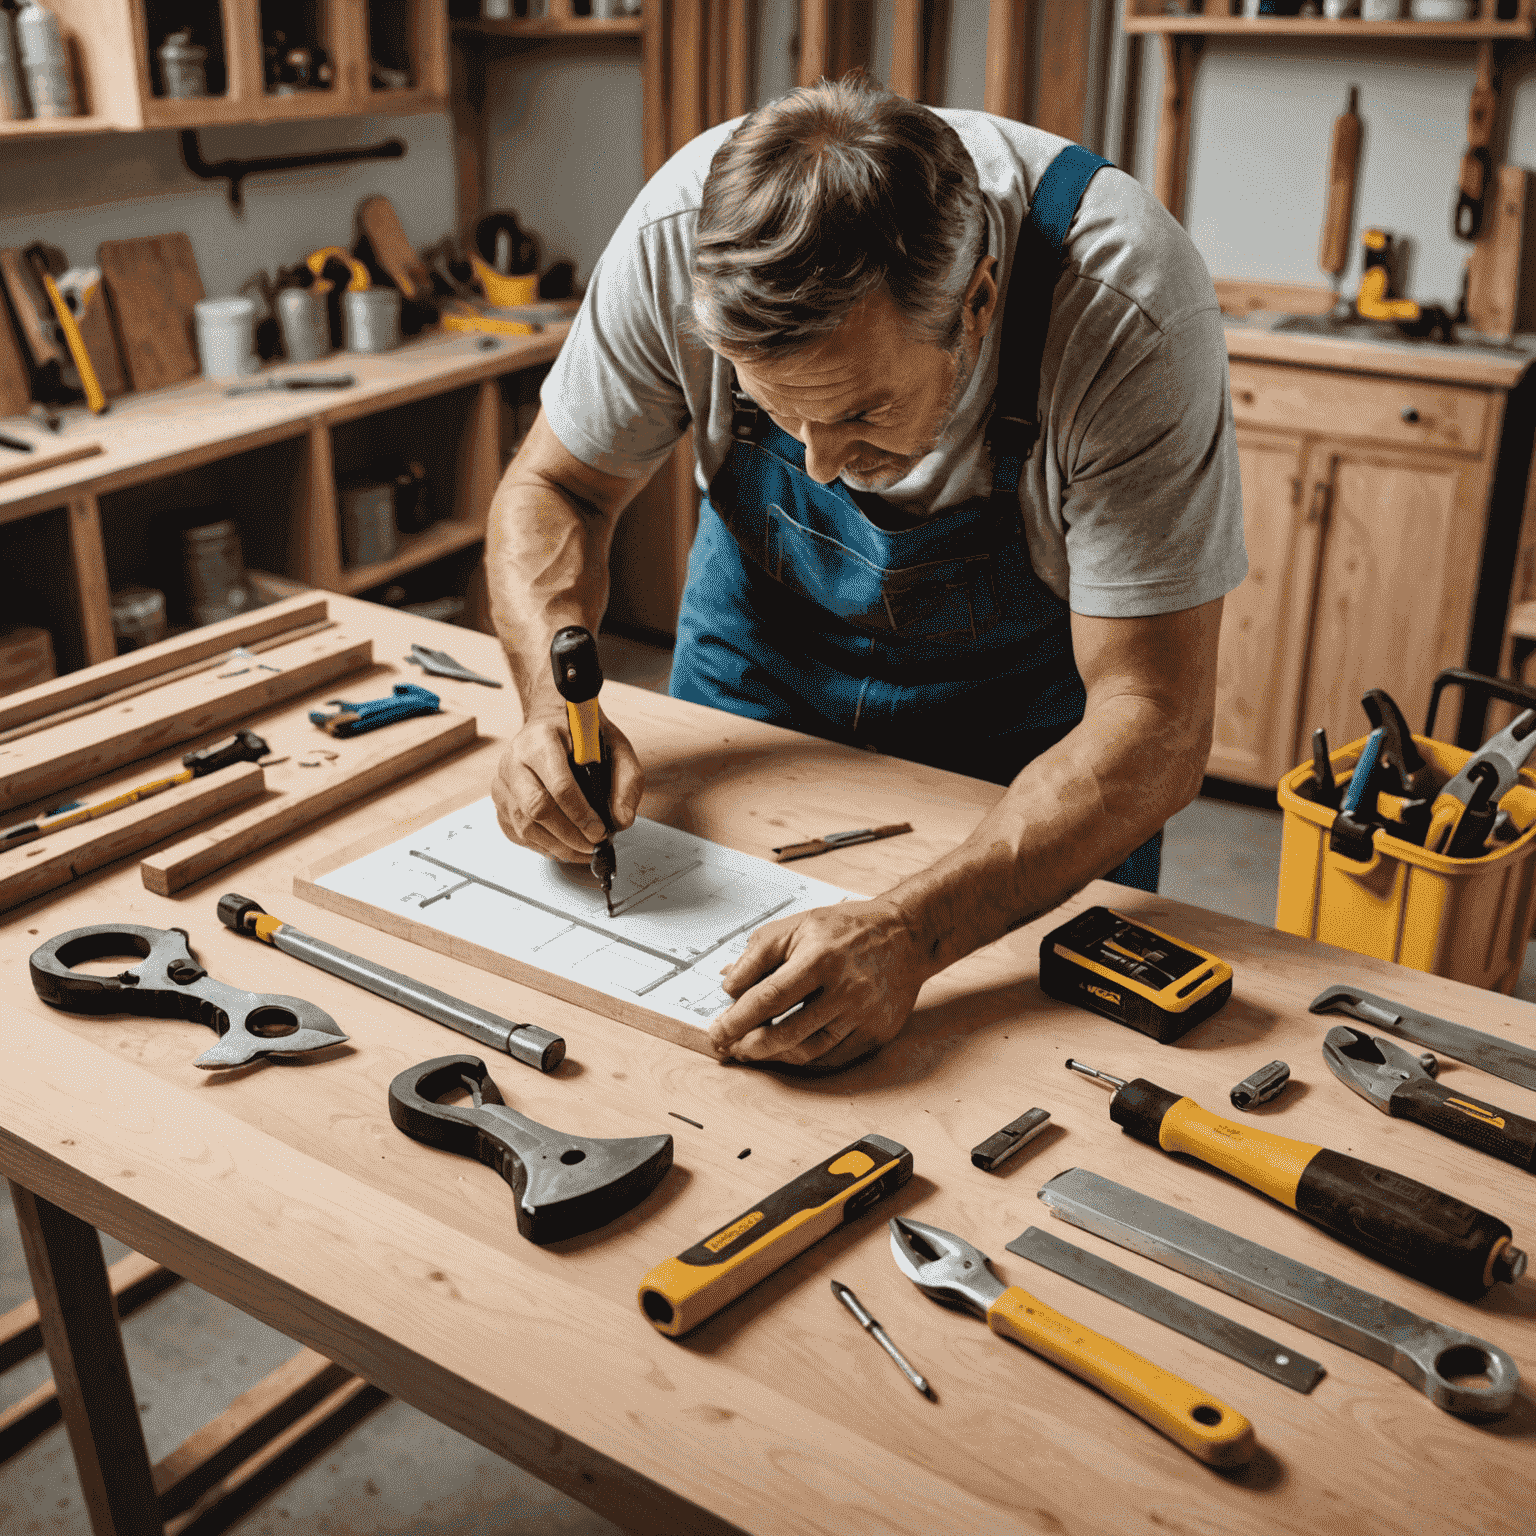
[1211,343,1525,788]
[0,0,446,138]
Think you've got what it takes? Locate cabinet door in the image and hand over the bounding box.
[1296,447,1485,760]
[1208,428,1321,787]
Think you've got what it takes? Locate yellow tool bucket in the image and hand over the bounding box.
[1276,732,1536,993]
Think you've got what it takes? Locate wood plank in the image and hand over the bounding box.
[153,1347,350,1512]
[9,1182,161,1535]
[1034,0,1094,142]
[160,1374,384,1536]
[66,493,115,666]
[0,593,327,736]
[641,0,669,178]
[0,760,266,914]
[141,710,477,895]
[1223,322,1536,388]
[0,287,31,417]
[984,0,1029,120]
[0,441,102,488]
[724,0,751,119]
[290,424,343,587]
[1213,277,1337,318]
[98,234,206,394]
[0,627,373,815]
[0,1251,172,1374]
[460,378,502,532]
[0,1377,63,1463]
[888,0,923,100]
[1153,33,1202,222]
[1466,163,1528,341]
[671,0,706,144]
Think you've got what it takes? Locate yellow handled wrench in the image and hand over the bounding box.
[890,1216,1256,1467]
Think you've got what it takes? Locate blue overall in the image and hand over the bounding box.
[669,145,1161,892]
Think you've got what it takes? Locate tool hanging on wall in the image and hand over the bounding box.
[29,922,348,1068]
[1318,85,1362,295]
[1037,1169,1521,1420]
[889,1216,1257,1467]
[1456,43,1499,242]
[388,1055,672,1244]
[217,892,565,1071]
[1064,1057,1526,1299]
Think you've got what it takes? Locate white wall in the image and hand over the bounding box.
[0,113,457,299]
[1127,37,1536,308]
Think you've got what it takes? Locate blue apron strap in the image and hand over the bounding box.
[987,143,1113,495]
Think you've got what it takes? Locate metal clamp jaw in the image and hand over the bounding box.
[1322,1026,1437,1111]
[28,922,348,1069]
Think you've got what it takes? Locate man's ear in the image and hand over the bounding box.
[964,256,999,340]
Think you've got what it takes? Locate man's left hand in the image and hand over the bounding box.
[708,899,931,1068]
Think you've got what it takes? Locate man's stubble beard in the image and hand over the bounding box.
[839,329,981,494]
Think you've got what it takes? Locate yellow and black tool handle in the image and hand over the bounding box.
[550,625,613,831]
[1387,1078,1536,1173]
[638,1135,913,1337]
[986,1286,1255,1468]
[1112,1081,1515,1299]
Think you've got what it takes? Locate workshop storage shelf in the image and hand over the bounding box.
[2,506,89,674]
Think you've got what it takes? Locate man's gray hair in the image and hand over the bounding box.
[691,76,986,357]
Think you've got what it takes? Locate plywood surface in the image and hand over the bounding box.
[300,798,852,1054]
[2,597,1535,1536]
[97,234,205,393]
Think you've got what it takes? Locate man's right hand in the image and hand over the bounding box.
[492,714,645,863]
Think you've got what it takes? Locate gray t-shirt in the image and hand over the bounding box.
[542,109,1247,618]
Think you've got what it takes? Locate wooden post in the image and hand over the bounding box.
[66,494,115,666]
[984,0,1030,122]
[724,0,751,119]
[290,423,343,589]
[1035,0,1095,143]
[798,0,830,88]
[461,378,503,532]
[642,0,670,178]
[449,31,488,244]
[10,1182,161,1536]
[671,0,707,146]
[1152,33,1202,222]
[221,0,264,106]
[889,0,924,100]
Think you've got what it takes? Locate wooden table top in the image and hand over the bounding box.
[3,596,1535,1536]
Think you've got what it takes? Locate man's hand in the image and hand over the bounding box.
[708,898,933,1068]
[493,713,644,862]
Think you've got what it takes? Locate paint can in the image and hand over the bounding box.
[0,7,30,120]
[340,482,399,567]
[110,587,167,653]
[16,0,77,118]
[342,287,401,353]
[194,297,259,379]
[276,286,331,363]
[182,519,254,626]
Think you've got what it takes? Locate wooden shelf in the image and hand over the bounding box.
[338,520,486,594]
[1125,15,1535,38]
[0,114,122,137]
[454,16,644,39]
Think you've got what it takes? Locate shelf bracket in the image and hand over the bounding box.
[179,130,407,216]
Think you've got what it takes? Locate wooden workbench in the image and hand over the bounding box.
[3,595,1535,1536]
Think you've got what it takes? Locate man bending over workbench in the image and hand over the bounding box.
[485,76,1246,1071]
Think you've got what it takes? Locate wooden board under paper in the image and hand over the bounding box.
[0,626,371,814]
[0,761,265,914]
[142,712,476,895]
[295,796,853,1056]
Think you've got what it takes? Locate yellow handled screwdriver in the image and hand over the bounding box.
[549,625,617,914]
[889,1215,1256,1467]
[1066,1059,1526,1299]
[0,730,269,848]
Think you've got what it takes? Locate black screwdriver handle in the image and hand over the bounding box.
[1391,1078,1536,1172]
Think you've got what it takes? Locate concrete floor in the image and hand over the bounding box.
[5,632,1533,1535]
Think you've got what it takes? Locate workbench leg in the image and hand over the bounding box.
[9,1181,162,1536]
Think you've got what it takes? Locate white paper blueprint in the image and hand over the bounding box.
[314,797,855,1033]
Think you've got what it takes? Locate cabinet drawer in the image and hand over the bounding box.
[1228,360,1494,457]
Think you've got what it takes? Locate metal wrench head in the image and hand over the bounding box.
[1322,1025,1434,1111]
[889,1216,1005,1317]
[1437,710,1536,808]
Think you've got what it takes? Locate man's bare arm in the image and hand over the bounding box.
[484,409,658,859]
[709,597,1222,1066]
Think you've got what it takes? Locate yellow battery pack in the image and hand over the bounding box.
[637,1134,913,1337]
[1039,906,1233,1044]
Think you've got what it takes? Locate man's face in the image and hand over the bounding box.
[724,260,997,493]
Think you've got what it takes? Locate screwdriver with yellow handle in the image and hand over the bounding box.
[1067,1059,1527,1300]
[0,731,269,848]
[889,1215,1256,1467]
[550,626,617,914]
